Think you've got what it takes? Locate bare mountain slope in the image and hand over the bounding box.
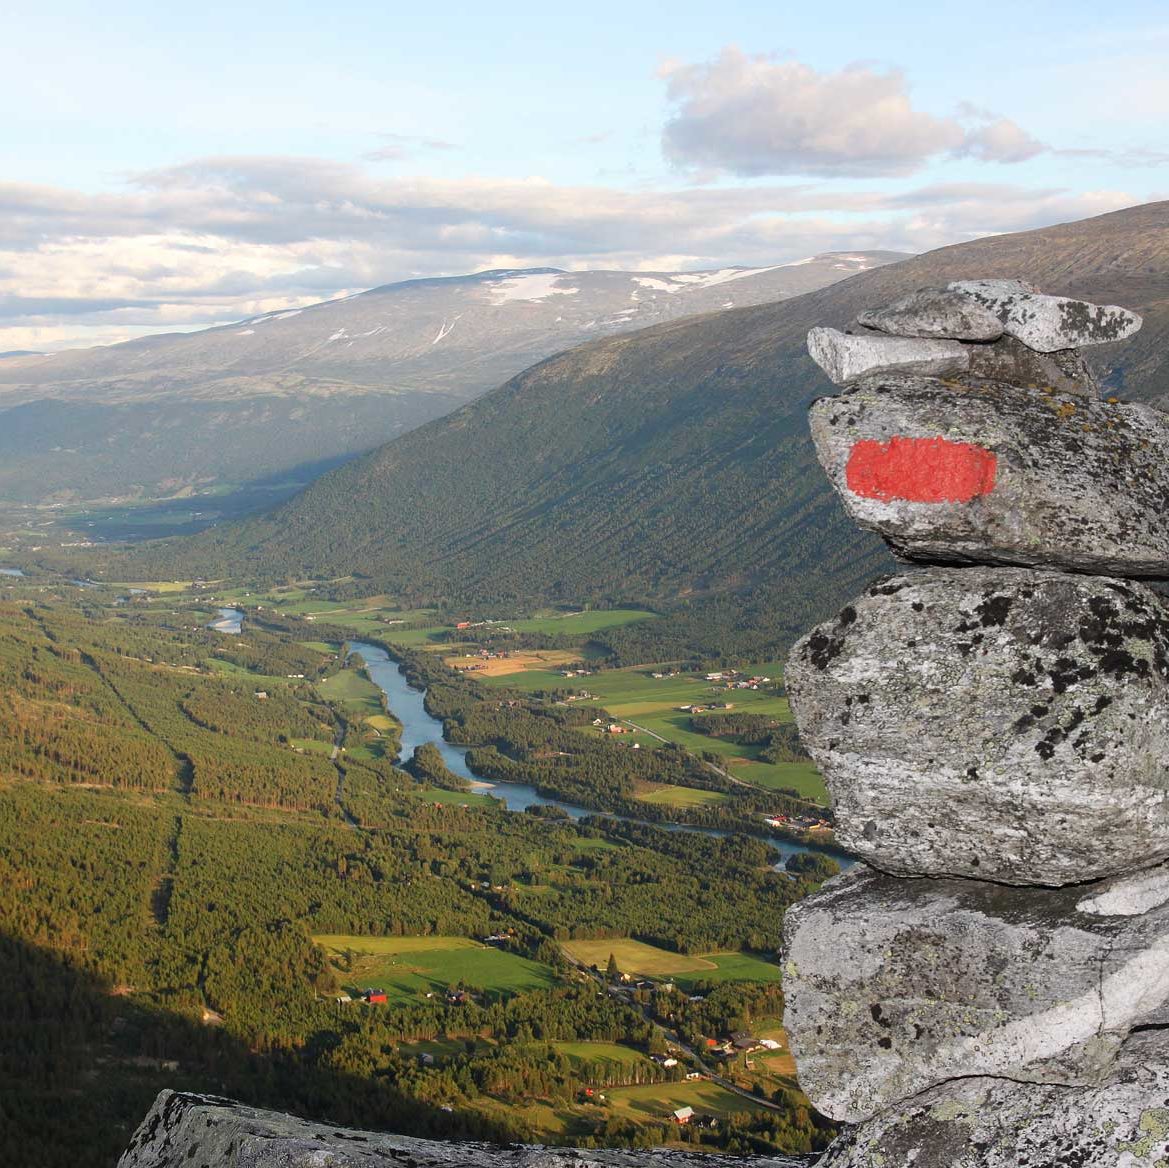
[0,254,901,504]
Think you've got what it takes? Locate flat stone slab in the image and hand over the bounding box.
[809,373,1169,576]
[856,288,1005,341]
[785,567,1169,885]
[119,1090,812,1168]
[818,1029,1169,1167]
[807,327,968,385]
[782,865,1169,1123]
[947,279,1142,352]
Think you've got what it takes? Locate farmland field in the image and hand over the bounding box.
[560,939,778,986]
[605,1079,762,1122]
[313,934,559,1001]
[553,1041,653,1075]
[442,649,583,677]
[561,938,717,976]
[634,782,729,808]
[669,952,782,989]
[479,661,827,803]
[410,785,499,808]
[317,666,385,719]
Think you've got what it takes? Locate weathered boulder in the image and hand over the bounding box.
[785,567,1169,885]
[856,288,1004,342]
[817,1029,1169,1168]
[963,333,1098,396]
[807,327,968,385]
[781,865,1169,1124]
[119,1090,812,1168]
[808,374,1169,576]
[946,279,1142,351]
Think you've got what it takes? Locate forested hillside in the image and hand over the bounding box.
[100,202,1169,648]
[0,582,835,1166]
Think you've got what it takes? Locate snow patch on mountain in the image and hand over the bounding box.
[487,273,580,304]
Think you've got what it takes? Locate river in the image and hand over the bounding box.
[0,567,24,577]
[207,607,245,634]
[348,640,849,871]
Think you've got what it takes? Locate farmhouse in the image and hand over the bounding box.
[673,1107,695,1124]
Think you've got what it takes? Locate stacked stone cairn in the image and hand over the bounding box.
[784,282,1169,1166]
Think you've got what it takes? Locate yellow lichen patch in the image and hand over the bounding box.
[1116,1107,1169,1158]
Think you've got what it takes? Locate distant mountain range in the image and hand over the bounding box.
[0,253,902,505]
[110,201,1169,651]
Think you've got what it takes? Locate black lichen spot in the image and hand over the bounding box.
[805,631,845,671]
[1036,727,1065,759]
[976,594,1013,627]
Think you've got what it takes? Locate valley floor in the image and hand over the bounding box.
[0,570,837,1168]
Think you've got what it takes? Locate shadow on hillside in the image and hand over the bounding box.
[41,454,360,544]
[0,930,509,1168]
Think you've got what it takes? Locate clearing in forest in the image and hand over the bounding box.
[561,939,782,987]
[442,649,582,677]
[313,934,559,1001]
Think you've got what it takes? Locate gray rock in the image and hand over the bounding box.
[947,280,1142,352]
[807,327,969,385]
[856,288,1005,342]
[119,1090,812,1168]
[964,333,1098,397]
[1077,862,1169,918]
[781,866,1169,1124]
[808,373,1169,576]
[818,1030,1169,1167]
[785,567,1169,885]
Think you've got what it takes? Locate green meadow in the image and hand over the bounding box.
[480,661,826,802]
[313,934,559,1002]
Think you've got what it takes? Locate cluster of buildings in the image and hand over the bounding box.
[704,1031,782,1058]
[763,813,833,833]
[705,671,774,690]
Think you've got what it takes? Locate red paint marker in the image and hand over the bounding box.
[846,436,997,504]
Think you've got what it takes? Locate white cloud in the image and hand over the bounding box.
[659,48,1065,177]
[0,156,1142,351]
[661,48,967,177]
[956,118,1048,164]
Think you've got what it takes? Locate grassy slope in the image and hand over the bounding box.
[313,934,558,1001]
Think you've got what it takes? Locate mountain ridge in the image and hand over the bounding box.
[98,202,1169,648]
[0,254,903,506]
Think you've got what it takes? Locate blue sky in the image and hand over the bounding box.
[1,0,1166,348]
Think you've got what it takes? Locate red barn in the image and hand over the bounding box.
[363,989,388,1004]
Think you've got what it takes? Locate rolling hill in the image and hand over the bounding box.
[107,201,1169,650]
[0,254,900,506]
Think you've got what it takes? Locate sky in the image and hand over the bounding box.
[1,0,1167,351]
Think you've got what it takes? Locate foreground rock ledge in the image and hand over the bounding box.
[118,1090,814,1168]
[782,864,1169,1123]
[819,1029,1169,1168]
